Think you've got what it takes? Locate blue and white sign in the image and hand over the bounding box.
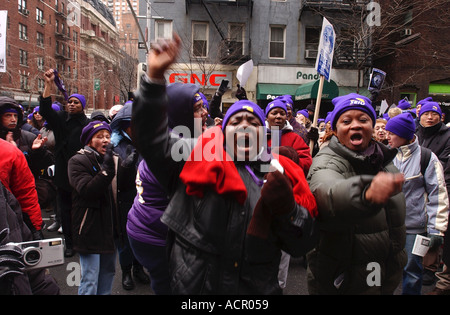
[315,17,335,82]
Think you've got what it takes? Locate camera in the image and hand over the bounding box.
[9,238,64,270]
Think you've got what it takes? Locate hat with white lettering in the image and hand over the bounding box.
[330,93,376,130]
[264,99,287,117]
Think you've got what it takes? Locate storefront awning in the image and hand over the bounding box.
[256,83,299,100]
[429,83,450,96]
[294,79,339,101]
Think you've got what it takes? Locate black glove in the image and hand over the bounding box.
[235,84,247,100]
[247,171,295,239]
[121,145,138,168]
[217,79,229,96]
[428,234,444,250]
[32,229,44,240]
[102,143,115,177]
[307,126,319,143]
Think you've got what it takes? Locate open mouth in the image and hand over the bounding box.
[236,135,253,150]
[350,133,363,146]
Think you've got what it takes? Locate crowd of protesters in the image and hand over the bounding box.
[0,33,448,295]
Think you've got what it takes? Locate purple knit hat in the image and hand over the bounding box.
[68,93,86,109]
[80,120,111,145]
[265,99,287,117]
[222,100,265,130]
[330,93,376,130]
[297,109,309,119]
[385,112,416,140]
[419,102,442,118]
[397,99,411,110]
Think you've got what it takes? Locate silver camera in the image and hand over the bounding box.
[9,238,64,270]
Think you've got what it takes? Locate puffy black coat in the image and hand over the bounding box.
[306,136,407,295]
[132,78,317,294]
[68,147,116,254]
[39,96,90,191]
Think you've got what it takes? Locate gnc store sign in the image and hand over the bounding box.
[166,70,233,88]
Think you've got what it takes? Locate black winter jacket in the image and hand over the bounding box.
[68,147,116,254]
[132,77,317,294]
[39,96,90,191]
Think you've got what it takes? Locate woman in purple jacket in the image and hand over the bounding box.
[126,82,206,295]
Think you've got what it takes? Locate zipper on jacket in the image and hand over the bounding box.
[79,208,89,234]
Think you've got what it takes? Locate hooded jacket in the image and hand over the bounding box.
[110,102,140,245]
[127,82,200,246]
[392,137,448,235]
[132,77,317,294]
[307,136,407,295]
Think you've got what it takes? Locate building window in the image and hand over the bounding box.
[156,20,172,40]
[192,22,208,58]
[20,74,29,90]
[38,78,45,91]
[228,23,244,56]
[19,49,28,66]
[36,8,44,24]
[37,56,45,70]
[19,23,28,40]
[305,27,320,59]
[37,31,44,47]
[18,0,27,12]
[269,25,285,59]
[73,30,78,44]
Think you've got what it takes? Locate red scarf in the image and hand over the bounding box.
[179,126,317,218]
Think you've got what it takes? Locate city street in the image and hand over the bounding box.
[40,212,435,296]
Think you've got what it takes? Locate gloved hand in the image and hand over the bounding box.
[235,84,247,100]
[277,146,299,165]
[102,143,115,177]
[261,170,295,216]
[0,228,25,282]
[217,79,229,96]
[32,229,44,240]
[246,170,295,239]
[121,145,138,168]
[428,234,444,250]
[307,126,319,143]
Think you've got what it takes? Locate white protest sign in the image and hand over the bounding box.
[315,17,335,82]
[0,11,7,73]
[236,59,253,87]
[379,99,389,116]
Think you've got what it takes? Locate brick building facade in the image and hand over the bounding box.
[0,0,122,113]
[374,0,450,120]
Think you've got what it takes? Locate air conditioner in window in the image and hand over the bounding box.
[23,35,28,41]
[404,28,412,36]
[41,19,47,25]
[305,49,318,59]
[23,9,30,16]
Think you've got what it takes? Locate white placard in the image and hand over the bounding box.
[412,234,431,257]
[236,59,253,87]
